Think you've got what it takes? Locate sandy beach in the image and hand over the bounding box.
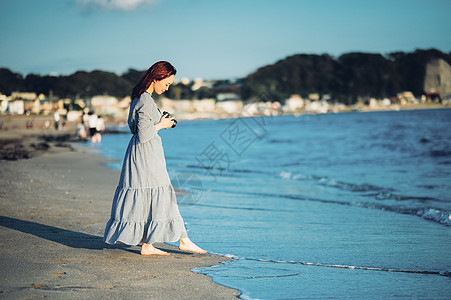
[0,125,240,299]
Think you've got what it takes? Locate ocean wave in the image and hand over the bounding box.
[267,138,293,144]
[320,178,390,193]
[213,189,451,226]
[278,171,447,205]
[181,164,450,226]
[194,203,291,213]
[203,254,450,277]
[241,257,449,277]
[352,202,451,226]
[430,149,451,157]
[279,171,393,193]
[369,192,445,203]
[184,166,443,208]
[207,252,240,259]
[416,208,451,224]
[186,164,272,176]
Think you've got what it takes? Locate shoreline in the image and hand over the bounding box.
[0,136,241,298]
[174,102,451,120]
[1,102,449,126]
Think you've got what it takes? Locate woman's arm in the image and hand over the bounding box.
[135,94,175,141]
[136,107,157,143]
[155,116,175,133]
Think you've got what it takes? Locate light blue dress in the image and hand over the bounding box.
[104,92,188,245]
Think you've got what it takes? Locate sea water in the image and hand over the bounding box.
[87,109,451,299]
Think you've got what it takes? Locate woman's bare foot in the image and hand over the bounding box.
[141,243,170,256]
[178,238,207,254]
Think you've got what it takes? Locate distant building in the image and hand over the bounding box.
[191,78,213,91]
[8,100,25,114]
[91,95,119,116]
[397,91,417,105]
[192,99,216,112]
[285,94,304,111]
[180,78,190,85]
[117,97,131,118]
[305,100,329,113]
[424,58,451,101]
[308,93,320,101]
[11,92,37,101]
[216,93,243,114]
[216,93,241,102]
[39,98,57,115]
[0,94,9,113]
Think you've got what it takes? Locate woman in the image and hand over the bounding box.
[104,61,206,255]
[94,115,105,143]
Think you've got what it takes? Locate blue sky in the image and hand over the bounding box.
[1,0,450,80]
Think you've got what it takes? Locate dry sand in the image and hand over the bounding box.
[0,126,240,299]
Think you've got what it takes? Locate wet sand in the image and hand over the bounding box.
[0,128,240,298]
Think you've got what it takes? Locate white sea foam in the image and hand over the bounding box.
[208,252,240,260]
[417,208,451,225]
[292,173,306,180]
[223,253,240,259]
[241,295,261,300]
[242,257,444,276]
[279,171,291,179]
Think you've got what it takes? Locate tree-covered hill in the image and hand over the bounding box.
[0,69,135,98]
[241,49,451,103]
[1,49,450,103]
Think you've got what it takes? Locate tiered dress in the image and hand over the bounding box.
[103,92,187,245]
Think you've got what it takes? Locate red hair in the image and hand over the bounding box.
[131,61,177,99]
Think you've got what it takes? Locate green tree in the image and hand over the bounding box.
[0,68,24,94]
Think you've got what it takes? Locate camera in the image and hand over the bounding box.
[161,111,177,128]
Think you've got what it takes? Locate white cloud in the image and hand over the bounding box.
[76,0,159,11]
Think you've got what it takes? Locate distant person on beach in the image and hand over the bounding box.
[53,111,60,130]
[94,115,105,143]
[87,112,98,143]
[26,118,33,129]
[103,61,206,255]
[77,114,87,141]
[82,111,89,132]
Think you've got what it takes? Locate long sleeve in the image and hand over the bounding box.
[136,104,157,143]
[129,93,161,144]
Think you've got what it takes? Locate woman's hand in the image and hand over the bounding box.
[155,116,175,132]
